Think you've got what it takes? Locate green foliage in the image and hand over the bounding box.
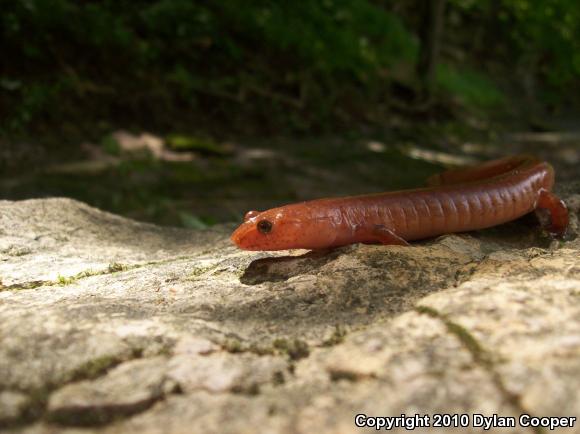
[166,135,227,155]
[215,1,418,73]
[100,135,121,156]
[447,0,580,96]
[436,64,505,108]
[0,0,417,134]
[512,0,580,89]
[1,0,580,134]
[178,212,216,230]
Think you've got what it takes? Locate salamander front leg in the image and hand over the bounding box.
[536,189,569,236]
[371,225,410,246]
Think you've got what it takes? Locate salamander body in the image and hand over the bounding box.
[231,155,568,251]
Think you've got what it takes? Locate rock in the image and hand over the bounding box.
[47,357,175,426]
[172,336,219,356]
[0,194,579,433]
[0,391,31,427]
[166,353,287,393]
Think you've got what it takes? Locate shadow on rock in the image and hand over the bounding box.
[240,248,348,285]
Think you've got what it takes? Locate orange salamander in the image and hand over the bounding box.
[231,155,568,251]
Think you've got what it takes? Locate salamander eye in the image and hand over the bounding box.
[257,219,273,234]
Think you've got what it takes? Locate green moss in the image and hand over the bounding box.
[329,370,365,382]
[108,262,128,273]
[75,270,97,279]
[247,343,275,356]
[0,280,51,292]
[271,370,285,385]
[231,382,260,396]
[273,338,310,360]
[18,387,51,424]
[187,264,216,279]
[414,305,439,317]
[223,339,243,353]
[445,321,489,364]
[321,326,347,347]
[416,305,489,366]
[57,274,77,285]
[57,269,99,285]
[69,355,121,382]
[54,264,131,287]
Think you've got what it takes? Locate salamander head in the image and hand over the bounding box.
[231,205,337,251]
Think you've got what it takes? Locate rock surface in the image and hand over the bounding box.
[0,191,579,434]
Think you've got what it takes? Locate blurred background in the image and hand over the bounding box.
[1,0,579,228]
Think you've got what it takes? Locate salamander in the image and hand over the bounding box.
[231,155,568,251]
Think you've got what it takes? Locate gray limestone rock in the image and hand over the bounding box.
[0,194,579,434]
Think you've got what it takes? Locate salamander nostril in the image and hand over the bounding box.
[244,210,260,221]
[257,219,273,234]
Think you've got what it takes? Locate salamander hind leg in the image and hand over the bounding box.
[536,189,569,237]
[370,225,410,246]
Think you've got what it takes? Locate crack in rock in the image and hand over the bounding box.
[415,306,546,434]
[46,357,177,427]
